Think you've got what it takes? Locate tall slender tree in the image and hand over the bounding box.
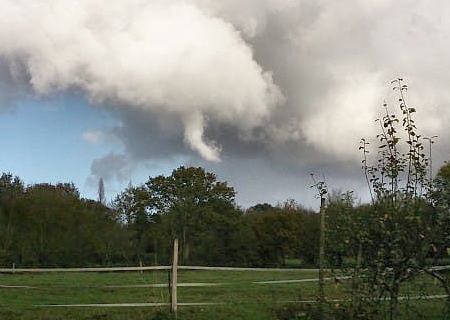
[98,177,105,205]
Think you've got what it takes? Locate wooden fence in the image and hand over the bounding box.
[1,239,449,317]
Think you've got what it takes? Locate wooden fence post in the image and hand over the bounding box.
[171,239,179,315]
[318,196,326,319]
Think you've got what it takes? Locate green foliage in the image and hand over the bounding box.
[113,167,318,268]
[0,165,320,268]
[245,200,318,267]
[327,79,450,320]
[114,166,243,266]
[434,161,450,206]
[0,175,128,267]
[325,190,359,267]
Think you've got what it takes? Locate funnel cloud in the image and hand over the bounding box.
[1,0,450,207]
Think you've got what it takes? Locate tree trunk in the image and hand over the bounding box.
[389,283,400,320]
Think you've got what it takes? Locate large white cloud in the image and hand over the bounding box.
[0,0,283,161]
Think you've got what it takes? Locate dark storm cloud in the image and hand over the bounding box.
[89,152,131,183]
[110,108,187,161]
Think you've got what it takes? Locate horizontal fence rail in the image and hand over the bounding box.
[178,266,321,272]
[0,277,353,290]
[0,266,319,273]
[2,265,449,274]
[36,302,226,307]
[34,295,450,308]
[0,266,171,273]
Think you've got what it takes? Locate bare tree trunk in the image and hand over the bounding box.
[389,281,400,320]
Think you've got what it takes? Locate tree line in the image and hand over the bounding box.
[1,158,449,270]
[0,167,319,267]
[0,176,127,267]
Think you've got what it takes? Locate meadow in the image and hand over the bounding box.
[0,268,448,320]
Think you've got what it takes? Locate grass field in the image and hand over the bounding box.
[0,269,448,320]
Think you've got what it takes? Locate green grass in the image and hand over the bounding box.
[0,270,447,320]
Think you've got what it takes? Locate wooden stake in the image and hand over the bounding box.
[171,239,179,315]
[318,196,326,319]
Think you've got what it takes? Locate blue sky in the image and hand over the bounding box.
[0,95,188,202]
[0,95,184,202]
[0,95,112,198]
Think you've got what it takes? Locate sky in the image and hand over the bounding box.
[0,0,449,209]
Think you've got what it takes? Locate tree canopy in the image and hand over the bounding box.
[0,176,126,266]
